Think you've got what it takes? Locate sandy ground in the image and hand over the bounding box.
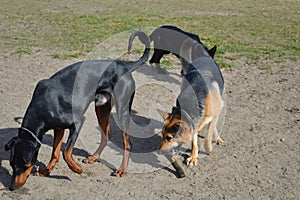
[0,50,299,200]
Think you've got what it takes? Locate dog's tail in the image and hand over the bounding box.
[127,30,150,71]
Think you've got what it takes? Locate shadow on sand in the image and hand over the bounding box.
[0,113,183,188]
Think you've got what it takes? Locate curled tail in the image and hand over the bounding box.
[127,30,151,71]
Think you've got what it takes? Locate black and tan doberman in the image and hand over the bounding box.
[5,30,150,190]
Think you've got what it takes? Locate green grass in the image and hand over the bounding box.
[0,0,299,68]
[161,60,175,70]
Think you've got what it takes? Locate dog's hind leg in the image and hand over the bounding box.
[204,114,224,154]
[204,86,224,153]
[204,118,216,154]
[214,125,224,145]
[114,131,131,177]
[84,101,112,164]
[63,118,85,174]
[113,88,134,177]
[213,102,224,145]
[37,129,65,177]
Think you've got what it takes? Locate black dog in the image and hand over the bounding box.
[149,25,217,75]
[5,30,150,190]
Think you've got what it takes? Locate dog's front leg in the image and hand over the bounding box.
[37,129,65,176]
[186,133,198,166]
[114,131,131,177]
[63,120,84,174]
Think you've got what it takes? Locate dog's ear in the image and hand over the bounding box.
[208,45,217,58]
[5,136,18,151]
[157,109,170,120]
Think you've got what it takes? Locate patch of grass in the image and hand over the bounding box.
[258,65,272,71]
[52,52,84,59]
[161,60,175,70]
[0,0,299,68]
[12,49,32,55]
[216,60,234,69]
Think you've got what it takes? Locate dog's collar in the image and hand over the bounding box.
[172,107,195,131]
[21,127,42,145]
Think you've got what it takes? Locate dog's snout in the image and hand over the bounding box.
[9,184,16,191]
[9,177,16,191]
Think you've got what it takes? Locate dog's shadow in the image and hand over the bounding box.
[0,128,18,188]
[136,63,182,85]
[86,112,181,177]
[0,114,181,187]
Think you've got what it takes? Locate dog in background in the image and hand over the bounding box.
[149,25,217,75]
[5,30,150,190]
[157,38,225,176]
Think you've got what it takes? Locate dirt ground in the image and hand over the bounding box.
[0,48,299,200]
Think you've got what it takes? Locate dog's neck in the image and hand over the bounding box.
[171,106,195,132]
[20,127,42,145]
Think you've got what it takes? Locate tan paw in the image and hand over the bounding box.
[217,137,224,145]
[70,164,83,174]
[36,168,50,177]
[83,155,98,164]
[113,169,126,177]
[186,156,198,166]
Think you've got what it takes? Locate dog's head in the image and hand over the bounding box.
[5,133,40,190]
[157,108,193,155]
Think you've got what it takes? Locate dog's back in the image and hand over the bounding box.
[149,25,203,55]
[150,25,201,43]
[22,61,108,129]
[191,57,224,95]
[176,56,224,124]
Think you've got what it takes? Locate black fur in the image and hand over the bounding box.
[149,25,217,73]
[5,30,150,190]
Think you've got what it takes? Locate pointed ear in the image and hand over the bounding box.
[208,45,217,58]
[157,109,170,120]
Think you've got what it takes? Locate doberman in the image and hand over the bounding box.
[157,38,225,177]
[149,25,217,75]
[5,30,150,190]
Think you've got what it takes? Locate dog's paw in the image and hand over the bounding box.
[186,156,198,166]
[69,163,83,174]
[113,169,126,177]
[83,155,98,164]
[216,137,224,145]
[36,168,50,177]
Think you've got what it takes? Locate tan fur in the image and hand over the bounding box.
[15,164,34,189]
[37,129,65,177]
[158,81,224,166]
[84,103,111,164]
[63,147,83,174]
[202,86,224,154]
